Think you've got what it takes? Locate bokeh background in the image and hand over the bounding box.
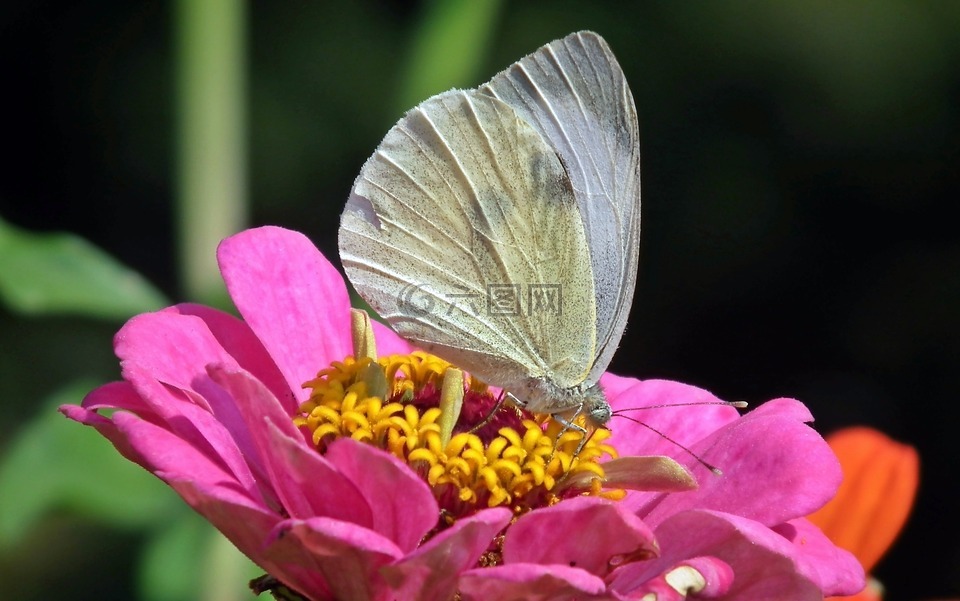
[2,1,958,599]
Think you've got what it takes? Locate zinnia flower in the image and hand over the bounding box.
[808,426,919,601]
[62,226,865,599]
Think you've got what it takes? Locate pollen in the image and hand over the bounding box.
[295,351,619,521]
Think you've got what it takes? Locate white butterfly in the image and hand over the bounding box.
[339,31,640,432]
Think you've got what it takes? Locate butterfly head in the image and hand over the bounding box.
[582,385,613,427]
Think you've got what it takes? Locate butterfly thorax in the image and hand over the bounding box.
[519,377,612,428]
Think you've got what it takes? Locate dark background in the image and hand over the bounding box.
[2,2,958,599]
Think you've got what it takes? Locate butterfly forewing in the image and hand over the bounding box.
[339,89,598,392]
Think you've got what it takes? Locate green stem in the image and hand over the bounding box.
[175,0,248,303]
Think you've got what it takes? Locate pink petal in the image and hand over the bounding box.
[750,396,814,422]
[263,419,376,525]
[267,516,404,601]
[622,556,733,599]
[370,318,414,357]
[70,381,173,466]
[325,438,439,552]
[170,303,296,413]
[381,508,513,601]
[503,497,657,578]
[72,364,263,499]
[602,378,740,459]
[635,398,841,528]
[206,363,375,524]
[114,311,258,465]
[121,363,263,497]
[64,404,285,574]
[611,509,861,600]
[80,380,159,422]
[110,410,259,500]
[217,226,353,404]
[458,563,607,600]
[597,371,637,399]
[772,518,866,596]
[166,477,335,598]
[67,407,280,558]
[203,361,301,443]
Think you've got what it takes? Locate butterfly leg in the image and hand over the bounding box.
[551,405,592,456]
[468,390,514,434]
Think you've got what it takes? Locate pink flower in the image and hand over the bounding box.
[601,378,865,598]
[62,226,864,600]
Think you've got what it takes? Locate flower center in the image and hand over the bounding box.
[294,351,621,522]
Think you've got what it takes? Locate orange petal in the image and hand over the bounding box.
[808,426,919,573]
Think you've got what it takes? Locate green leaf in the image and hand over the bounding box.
[395,0,503,113]
[0,382,178,547]
[0,216,168,319]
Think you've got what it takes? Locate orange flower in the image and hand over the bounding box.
[808,426,919,601]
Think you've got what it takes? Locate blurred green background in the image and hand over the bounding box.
[2,1,958,599]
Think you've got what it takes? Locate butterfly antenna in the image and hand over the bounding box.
[613,400,748,413]
[613,413,724,476]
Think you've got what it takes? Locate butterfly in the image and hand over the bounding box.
[339,31,640,435]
